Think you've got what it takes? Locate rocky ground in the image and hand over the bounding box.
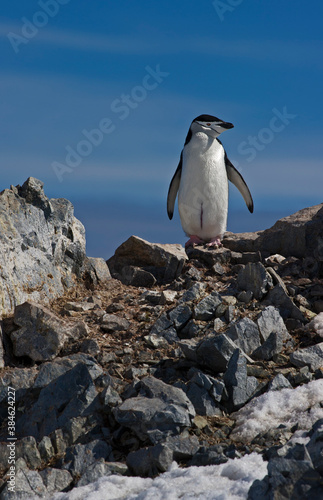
[0,179,323,499]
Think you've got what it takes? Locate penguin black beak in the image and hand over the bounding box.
[221,122,234,130]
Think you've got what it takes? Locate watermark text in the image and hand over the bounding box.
[237,107,297,162]
[7,0,71,53]
[7,387,16,493]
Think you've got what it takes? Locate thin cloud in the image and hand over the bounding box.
[1,21,160,55]
[1,20,322,68]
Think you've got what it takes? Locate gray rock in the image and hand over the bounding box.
[163,327,180,344]
[178,339,199,362]
[168,303,192,330]
[161,290,177,304]
[101,385,122,409]
[113,376,195,442]
[237,290,253,303]
[264,284,305,321]
[114,396,191,442]
[222,231,260,253]
[33,354,103,388]
[259,203,323,260]
[79,338,100,356]
[0,442,10,475]
[63,417,88,446]
[214,318,226,331]
[76,461,113,487]
[225,305,236,323]
[189,445,228,466]
[197,333,242,373]
[257,306,291,342]
[226,318,261,355]
[253,331,283,361]
[215,303,227,318]
[180,320,203,339]
[224,349,258,412]
[101,313,130,333]
[266,266,289,291]
[189,369,225,402]
[144,334,169,348]
[0,177,88,316]
[107,235,187,283]
[15,436,42,469]
[140,290,163,305]
[149,311,181,343]
[126,433,200,477]
[268,374,293,391]
[186,383,213,417]
[121,265,157,287]
[0,367,38,405]
[232,252,261,265]
[38,436,55,463]
[306,419,323,475]
[64,300,95,312]
[180,282,206,302]
[103,462,128,475]
[164,433,200,460]
[237,262,272,300]
[290,343,323,372]
[0,458,47,499]
[249,456,320,500]
[126,443,173,476]
[194,291,222,321]
[65,353,104,380]
[186,382,222,416]
[225,204,323,262]
[183,266,203,283]
[125,366,148,380]
[150,312,173,335]
[138,377,194,411]
[212,262,226,275]
[63,440,113,478]
[16,363,99,440]
[11,302,88,361]
[86,257,111,285]
[185,246,231,267]
[39,467,73,494]
[287,366,313,386]
[50,428,67,456]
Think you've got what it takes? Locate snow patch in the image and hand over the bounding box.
[53,453,267,500]
[308,312,323,338]
[231,379,323,442]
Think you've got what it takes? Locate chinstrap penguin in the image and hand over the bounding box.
[167,114,253,248]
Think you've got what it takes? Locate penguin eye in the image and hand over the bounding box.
[206,123,211,126]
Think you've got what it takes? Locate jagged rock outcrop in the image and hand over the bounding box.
[0,177,110,315]
[107,235,187,284]
[223,203,323,263]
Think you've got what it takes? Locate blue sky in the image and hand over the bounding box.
[1,1,322,257]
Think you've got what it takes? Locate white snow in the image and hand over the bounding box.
[308,312,323,338]
[53,454,267,500]
[231,379,323,442]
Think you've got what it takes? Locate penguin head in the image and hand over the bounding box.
[191,114,234,139]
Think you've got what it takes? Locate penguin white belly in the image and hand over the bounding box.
[178,143,228,241]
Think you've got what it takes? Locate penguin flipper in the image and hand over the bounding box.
[167,154,182,220]
[225,154,254,213]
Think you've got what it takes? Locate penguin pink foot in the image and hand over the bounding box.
[205,236,222,248]
[185,235,205,248]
